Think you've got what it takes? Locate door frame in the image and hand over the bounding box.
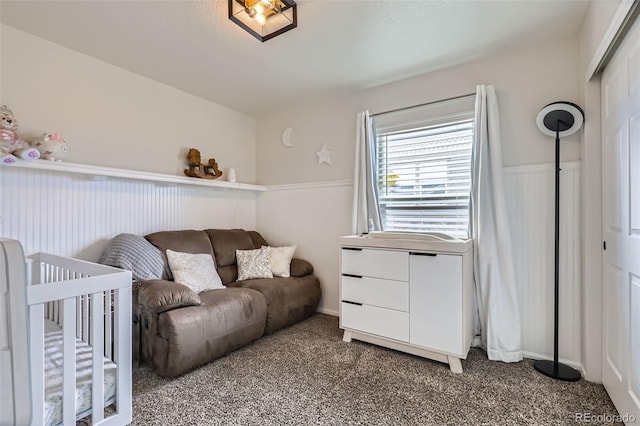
[583,0,639,383]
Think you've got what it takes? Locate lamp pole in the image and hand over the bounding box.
[553,123,560,375]
[533,103,583,382]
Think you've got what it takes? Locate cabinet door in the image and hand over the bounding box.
[409,253,462,355]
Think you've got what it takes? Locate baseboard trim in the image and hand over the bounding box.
[316,307,339,316]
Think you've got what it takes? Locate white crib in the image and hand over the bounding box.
[0,239,132,425]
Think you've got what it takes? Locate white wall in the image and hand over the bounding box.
[0,25,256,182]
[0,25,258,261]
[580,0,622,72]
[256,35,581,186]
[257,181,352,315]
[256,36,582,321]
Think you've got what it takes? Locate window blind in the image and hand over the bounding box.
[373,96,475,238]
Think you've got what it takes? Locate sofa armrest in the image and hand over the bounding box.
[138,279,201,314]
[290,258,314,277]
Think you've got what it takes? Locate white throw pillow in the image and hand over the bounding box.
[166,249,224,293]
[265,245,296,278]
[236,247,273,281]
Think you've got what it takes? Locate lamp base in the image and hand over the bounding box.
[534,359,581,381]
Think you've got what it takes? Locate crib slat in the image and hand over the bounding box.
[91,291,105,423]
[76,296,81,338]
[105,291,112,359]
[83,294,90,343]
[62,298,77,426]
[28,303,45,426]
[114,287,132,417]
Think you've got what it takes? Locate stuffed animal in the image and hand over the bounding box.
[184,148,223,179]
[204,158,223,179]
[0,105,40,165]
[32,133,69,161]
[184,148,207,178]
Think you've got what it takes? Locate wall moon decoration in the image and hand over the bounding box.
[282,128,294,147]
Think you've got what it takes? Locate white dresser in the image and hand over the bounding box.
[339,233,475,373]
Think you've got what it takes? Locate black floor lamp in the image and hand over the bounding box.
[534,101,584,382]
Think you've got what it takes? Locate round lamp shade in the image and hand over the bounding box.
[536,101,584,138]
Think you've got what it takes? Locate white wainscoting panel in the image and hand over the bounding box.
[257,163,583,368]
[2,162,583,366]
[0,166,257,261]
[504,161,582,367]
[257,180,353,315]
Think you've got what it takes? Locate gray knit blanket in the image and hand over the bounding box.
[99,233,169,281]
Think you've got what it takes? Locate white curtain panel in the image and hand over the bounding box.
[469,85,523,362]
[352,111,382,235]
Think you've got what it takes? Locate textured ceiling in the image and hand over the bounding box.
[0,0,591,116]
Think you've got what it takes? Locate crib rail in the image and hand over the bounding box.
[26,252,132,426]
[0,239,31,425]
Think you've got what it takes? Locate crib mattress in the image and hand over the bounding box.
[44,320,117,426]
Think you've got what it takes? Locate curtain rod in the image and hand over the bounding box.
[370,92,476,117]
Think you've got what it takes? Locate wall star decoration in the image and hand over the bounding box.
[316,144,332,165]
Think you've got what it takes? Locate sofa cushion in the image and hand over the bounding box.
[290,258,314,277]
[228,275,321,334]
[154,287,267,377]
[166,249,224,293]
[217,265,238,286]
[267,245,297,278]
[218,258,313,288]
[236,247,273,280]
[247,230,268,248]
[206,229,256,268]
[138,280,202,314]
[146,230,215,280]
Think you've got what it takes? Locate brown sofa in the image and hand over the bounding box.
[136,228,321,377]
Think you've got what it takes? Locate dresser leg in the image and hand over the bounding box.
[343,330,353,343]
[448,356,463,373]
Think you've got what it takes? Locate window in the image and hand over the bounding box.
[372,96,475,238]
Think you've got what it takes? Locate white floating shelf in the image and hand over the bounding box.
[4,160,266,192]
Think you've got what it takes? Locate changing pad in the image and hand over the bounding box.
[43,320,117,426]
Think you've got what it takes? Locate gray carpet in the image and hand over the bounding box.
[132,314,620,425]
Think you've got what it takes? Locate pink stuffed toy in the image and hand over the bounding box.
[32,133,69,161]
[0,105,40,165]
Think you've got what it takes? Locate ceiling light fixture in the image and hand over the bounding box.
[228,0,297,42]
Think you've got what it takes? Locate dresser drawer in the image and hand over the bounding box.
[341,302,409,342]
[341,248,408,281]
[341,275,408,312]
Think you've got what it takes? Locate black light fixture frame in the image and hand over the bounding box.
[534,101,584,382]
[228,0,297,42]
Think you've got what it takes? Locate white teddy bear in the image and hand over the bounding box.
[0,105,41,165]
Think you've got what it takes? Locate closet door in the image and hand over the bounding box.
[601,14,640,422]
